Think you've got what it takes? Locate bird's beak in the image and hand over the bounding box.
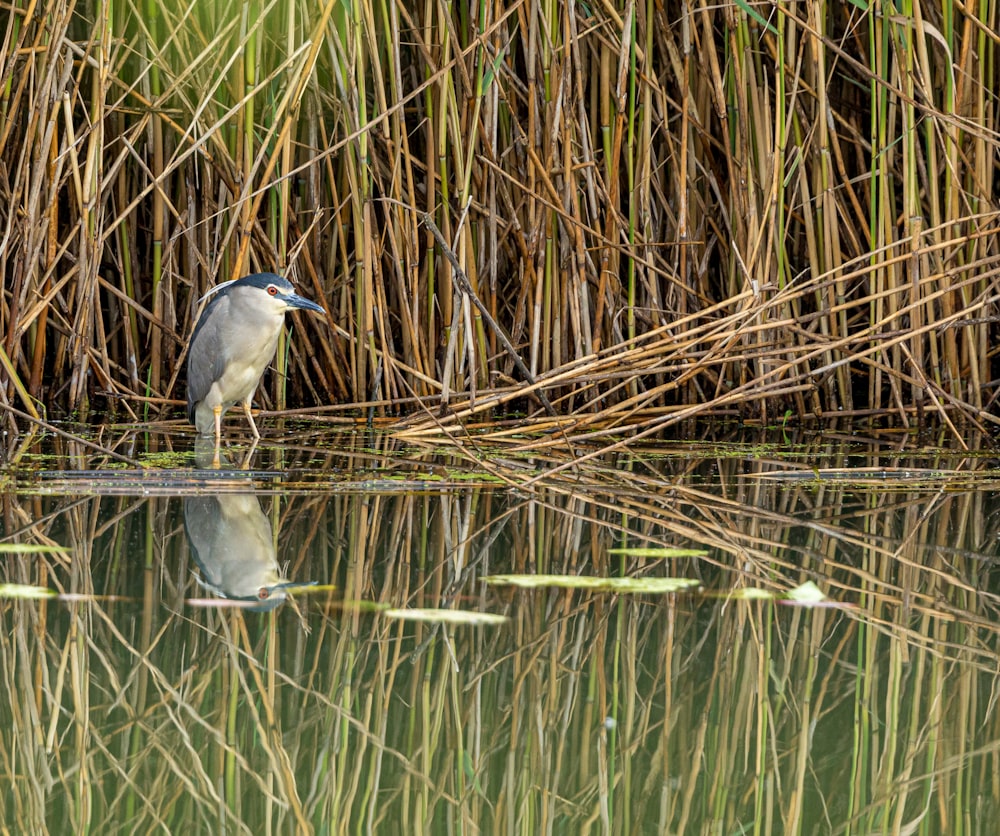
[284,292,325,314]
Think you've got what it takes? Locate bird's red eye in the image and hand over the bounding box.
[258,588,270,600]
[266,284,279,296]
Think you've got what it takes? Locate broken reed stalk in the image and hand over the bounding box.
[0,1,998,438]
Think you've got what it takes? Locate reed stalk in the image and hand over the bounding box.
[1,1,998,436]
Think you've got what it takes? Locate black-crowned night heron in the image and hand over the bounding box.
[186,272,325,449]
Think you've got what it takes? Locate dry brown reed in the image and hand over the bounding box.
[1,2,999,438]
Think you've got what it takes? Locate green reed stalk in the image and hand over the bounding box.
[773,8,787,295]
[868,5,887,415]
[351,0,374,401]
[225,650,239,811]
[894,3,921,410]
[609,546,623,830]
[422,1,439,393]
[967,1,996,411]
[754,604,772,836]
[144,0,164,400]
[625,2,636,356]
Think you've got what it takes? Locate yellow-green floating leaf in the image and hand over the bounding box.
[729,588,776,600]
[331,600,389,614]
[484,575,699,593]
[608,548,708,559]
[0,584,57,599]
[383,608,507,626]
[785,581,827,603]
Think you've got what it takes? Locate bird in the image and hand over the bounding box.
[186,272,325,455]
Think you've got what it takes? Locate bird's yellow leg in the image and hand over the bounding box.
[242,399,261,439]
[213,405,223,468]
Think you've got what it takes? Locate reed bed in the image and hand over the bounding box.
[1,1,999,437]
[2,431,1000,831]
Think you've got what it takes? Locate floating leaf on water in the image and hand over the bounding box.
[608,548,708,559]
[0,584,57,599]
[729,588,777,600]
[382,608,507,625]
[784,581,827,604]
[0,544,69,554]
[186,598,272,609]
[483,575,700,593]
[604,577,700,593]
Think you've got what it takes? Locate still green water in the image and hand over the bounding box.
[2,426,999,834]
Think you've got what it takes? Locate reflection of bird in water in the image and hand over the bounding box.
[183,493,300,612]
[192,435,256,470]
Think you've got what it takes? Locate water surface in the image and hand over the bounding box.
[2,425,999,834]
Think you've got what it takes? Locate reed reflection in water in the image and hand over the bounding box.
[2,444,1000,833]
